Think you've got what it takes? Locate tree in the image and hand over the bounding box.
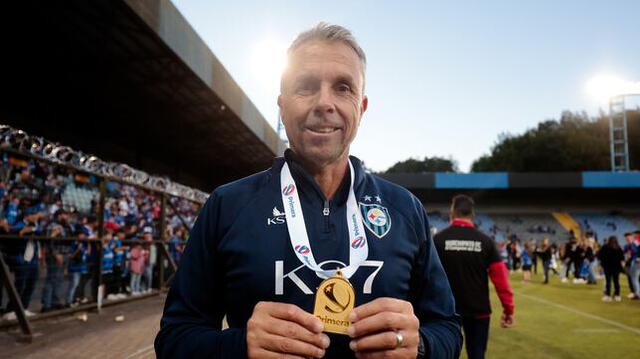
[471,110,639,172]
[385,156,458,173]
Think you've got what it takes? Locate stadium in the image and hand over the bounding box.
[1,1,638,358]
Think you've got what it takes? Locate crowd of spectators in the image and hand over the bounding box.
[0,152,200,321]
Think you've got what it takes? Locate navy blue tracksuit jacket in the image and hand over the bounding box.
[155,154,461,358]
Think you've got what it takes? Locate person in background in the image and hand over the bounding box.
[561,236,577,283]
[584,237,598,285]
[2,208,42,320]
[597,236,624,302]
[536,238,553,284]
[129,237,148,296]
[76,215,99,304]
[41,209,73,313]
[627,231,640,300]
[623,232,638,299]
[66,229,88,307]
[530,238,538,275]
[110,228,129,299]
[141,226,155,293]
[434,195,514,359]
[521,242,532,283]
[100,232,115,300]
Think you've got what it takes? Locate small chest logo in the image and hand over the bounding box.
[267,207,286,226]
[295,245,310,254]
[351,236,366,249]
[359,203,392,238]
[282,184,295,196]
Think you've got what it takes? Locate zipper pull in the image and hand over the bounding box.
[323,200,330,216]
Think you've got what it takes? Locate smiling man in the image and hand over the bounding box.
[155,23,461,359]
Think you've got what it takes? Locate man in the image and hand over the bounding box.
[3,207,42,320]
[109,228,129,299]
[433,195,514,359]
[141,226,156,293]
[561,236,579,283]
[155,23,461,358]
[627,231,640,300]
[41,209,74,312]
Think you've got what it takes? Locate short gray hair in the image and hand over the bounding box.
[286,22,367,90]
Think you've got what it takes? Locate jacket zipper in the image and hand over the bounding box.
[323,200,330,233]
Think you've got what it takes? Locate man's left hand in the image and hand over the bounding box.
[347,297,420,359]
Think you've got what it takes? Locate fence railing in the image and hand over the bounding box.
[0,125,201,341]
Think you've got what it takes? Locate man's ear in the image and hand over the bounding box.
[277,94,283,109]
[361,95,368,115]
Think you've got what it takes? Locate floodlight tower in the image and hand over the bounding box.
[609,94,638,171]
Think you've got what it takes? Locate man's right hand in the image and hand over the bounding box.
[500,313,514,328]
[247,301,330,359]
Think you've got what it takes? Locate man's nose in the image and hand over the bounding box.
[313,85,336,115]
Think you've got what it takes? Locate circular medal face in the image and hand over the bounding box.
[313,274,355,335]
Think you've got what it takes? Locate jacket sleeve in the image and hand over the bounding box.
[488,261,514,315]
[409,199,462,359]
[154,191,247,358]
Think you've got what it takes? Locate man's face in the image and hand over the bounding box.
[278,40,368,166]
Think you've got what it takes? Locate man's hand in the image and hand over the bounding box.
[246,301,330,359]
[347,298,420,359]
[500,313,514,328]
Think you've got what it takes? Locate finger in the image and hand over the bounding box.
[250,348,306,359]
[267,302,324,333]
[348,312,413,338]
[350,330,402,352]
[266,318,330,349]
[262,333,326,358]
[355,348,415,359]
[350,298,412,322]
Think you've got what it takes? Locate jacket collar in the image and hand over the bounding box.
[450,218,475,227]
[271,149,366,205]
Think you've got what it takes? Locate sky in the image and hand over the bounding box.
[170,0,640,172]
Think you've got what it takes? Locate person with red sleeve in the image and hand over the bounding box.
[434,194,514,359]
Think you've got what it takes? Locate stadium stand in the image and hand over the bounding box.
[61,183,99,214]
[491,213,566,243]
[571,213,638,242]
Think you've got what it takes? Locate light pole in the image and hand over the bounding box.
[609,94,639,172]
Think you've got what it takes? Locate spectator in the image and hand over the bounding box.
[521,242,533,283]
[628,231,640,300]
[100,232,115,300]
[2,208,42,320]
[109,228,129,299]
[41,208,74,313]
[623,232,638,299]
[598,236,624,302]
[129,238,148,296]
[141,226,156,293]
[536,238,553,284]
[66,229,88,307]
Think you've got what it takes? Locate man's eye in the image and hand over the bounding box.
[295,83,315,93]
[336,84,351,93]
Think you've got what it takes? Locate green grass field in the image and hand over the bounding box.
[460,271,639,358]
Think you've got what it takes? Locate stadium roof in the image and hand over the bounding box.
[381,171,640,209]
[2,0,286,192]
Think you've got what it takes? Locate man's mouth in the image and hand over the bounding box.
[307,127,341,134]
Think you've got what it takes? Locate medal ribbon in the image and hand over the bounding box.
[280,159,367,279]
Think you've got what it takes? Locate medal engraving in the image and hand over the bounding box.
[313,270,355,334]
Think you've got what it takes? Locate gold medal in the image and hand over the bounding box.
[313,269,355,335]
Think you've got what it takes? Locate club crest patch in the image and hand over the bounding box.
[359,203,391,238]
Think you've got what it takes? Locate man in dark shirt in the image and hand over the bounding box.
[155,23,461,359]
[434,195,514,359]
